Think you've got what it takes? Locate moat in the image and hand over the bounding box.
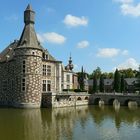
[0,106,140,140]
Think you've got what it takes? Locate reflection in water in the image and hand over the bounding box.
[0,106,140,140]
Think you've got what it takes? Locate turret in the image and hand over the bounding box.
[65,53,74,71]
[24,4,35,25]
[13,4,43,108]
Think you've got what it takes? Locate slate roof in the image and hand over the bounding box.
[17,5,42,50]
[88,78,138,86]
[0,5,60,63]
[125,78,137,85]
[0,40,18,62]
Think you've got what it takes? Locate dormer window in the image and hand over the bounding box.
[42,52,45,59]
[45,54,48,60]
[42,52,48,60]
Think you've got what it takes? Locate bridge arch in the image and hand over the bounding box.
[85,96,89,100]
[124,99,137,106]
[94,98,102,105]
[124,99,130,106]
[77,97,82,101]
[108,98,116,105]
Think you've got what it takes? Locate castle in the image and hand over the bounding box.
[0,5,78,108]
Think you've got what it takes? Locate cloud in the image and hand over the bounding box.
[117,58,139,70]
[121,3,140,17]
[76,41,89,48]
[97,48,120,58]
[122,49,129,55]
[63,14,88,27]
[114,0,140,17]
[37,32,66,44]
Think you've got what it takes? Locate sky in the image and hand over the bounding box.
[0,0,140,73]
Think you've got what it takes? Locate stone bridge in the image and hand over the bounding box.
[42,92,140,108]
[89,93,140,106]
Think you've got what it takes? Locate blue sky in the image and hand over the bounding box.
[0,0,140,73]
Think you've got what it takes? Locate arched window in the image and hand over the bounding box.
[85,97,88,100]
[77,97,82,100]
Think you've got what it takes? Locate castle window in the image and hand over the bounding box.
[23,60,26,73]
[67,85,70,89]
[47,65,51,76]
[2,80,7,91]
[66,75,70,82]
[22,78,26,91]
[45,55,48,60]
[32,51,35,55]
[47,80,51,91]
[42,52,45,59]
[42,52,48,60]
[43,65,46,76]
[11,80,14,91]
[42,80,46,92]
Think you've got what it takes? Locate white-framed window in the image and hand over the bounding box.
[66,75,70,82]
[42,53,48,60]
[47,65,51,76]
[47,80,51,91]
[42,80,51,92]
[42,80,46,92]
[43,65,46,76]
[22,78,26,91]
[67,85,70,89]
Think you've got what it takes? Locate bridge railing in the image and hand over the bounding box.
[94,92,140,96]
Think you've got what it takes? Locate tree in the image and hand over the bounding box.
[120,74,125,93]
[119,68,134,78]
[99,74,104,92]
[78,66,85,91]
[93,74,97,93]
[138,66,140,92]
[135,66,140,92]
[89,67,101,79]
[114,69,121,92]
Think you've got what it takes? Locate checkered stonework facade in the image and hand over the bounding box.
[0,5,78,108]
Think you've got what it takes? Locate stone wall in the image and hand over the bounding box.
[42,92,89,108]
[42,93,140,108]
[0,48,43,108]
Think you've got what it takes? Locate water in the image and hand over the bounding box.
[0,106,140,140]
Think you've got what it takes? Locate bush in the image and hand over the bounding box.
[62,89,87,92]
[74,89,87,92]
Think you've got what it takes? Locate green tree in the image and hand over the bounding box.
[99,74,104,92]
[119,68,134,78]
[120,74,125,93]
[135,66,140,92]
[93,74,97,93]
[78,66,85,91]
[89,67,101,79]
[114,69,121,92]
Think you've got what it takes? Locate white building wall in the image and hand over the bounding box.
[62,71,73,90]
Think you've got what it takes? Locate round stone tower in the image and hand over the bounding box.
[13,5,43,108]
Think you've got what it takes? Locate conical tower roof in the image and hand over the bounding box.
[17,4,42,50]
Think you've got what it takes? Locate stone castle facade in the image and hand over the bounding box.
[0,5,78,108]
